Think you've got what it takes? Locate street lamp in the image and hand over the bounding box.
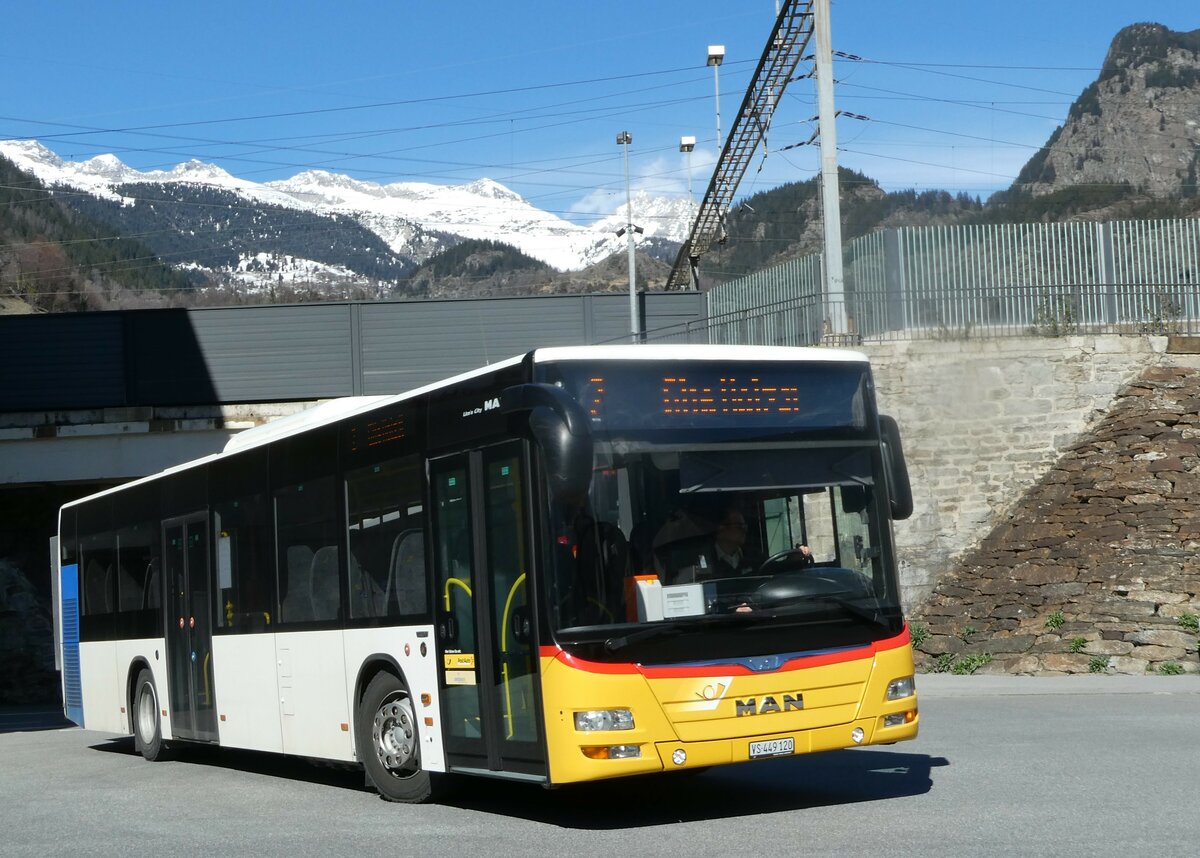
[707,45,725,151]
[679,135,696,205]
[617,131,640,342]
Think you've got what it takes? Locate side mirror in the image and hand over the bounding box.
[879,414,913,521]
[502,383,593,507]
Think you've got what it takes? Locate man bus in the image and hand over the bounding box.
[54,344,918,802]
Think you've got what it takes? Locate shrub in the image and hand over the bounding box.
[909,622,930,648]
[951,653,993,675]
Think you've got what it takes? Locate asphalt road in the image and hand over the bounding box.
[2,676,1197,858]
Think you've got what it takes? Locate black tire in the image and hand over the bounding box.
[132,668,168,761]
[357,672,432,803]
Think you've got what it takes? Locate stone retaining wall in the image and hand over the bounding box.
[861,336,1171,607]
[909,363,1200,674]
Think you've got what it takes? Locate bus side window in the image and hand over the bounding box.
[211,450,273,632]
[83,557,113,615]
[346,454,427,621]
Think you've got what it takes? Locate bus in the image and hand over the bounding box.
[53,344,918,802]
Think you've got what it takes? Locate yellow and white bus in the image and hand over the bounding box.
[54,344,918,802]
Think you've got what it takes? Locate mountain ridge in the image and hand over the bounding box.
[2,21,1198,308]
[0,140,693,273]
[1014,22,1200,198]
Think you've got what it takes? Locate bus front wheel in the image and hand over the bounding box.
[358,672,432,803]
[133,669,167,761]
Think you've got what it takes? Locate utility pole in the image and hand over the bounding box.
[814,0,847,336]
[617,131,640,342]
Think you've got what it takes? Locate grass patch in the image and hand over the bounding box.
[909,622,930,648]
[929,652,993,675]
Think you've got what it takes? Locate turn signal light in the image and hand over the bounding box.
[883,710,917,728]
[581,744,641,760]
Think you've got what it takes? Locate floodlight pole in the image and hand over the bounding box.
[680,135,696,205]
[707,46,725,151]
[814,0,847,336]
[618,131,640,342]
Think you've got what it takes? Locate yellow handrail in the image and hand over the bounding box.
[442,577,472,611]
[499,573,527,739]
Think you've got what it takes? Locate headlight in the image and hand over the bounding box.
[574,709,634,731]
[886,676,915,701]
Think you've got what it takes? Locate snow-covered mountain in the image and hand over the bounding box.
[0,140,691,272]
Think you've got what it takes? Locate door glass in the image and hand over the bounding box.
[187,520,216,739]
[802,489,837,563]
[432,463,479,742]
[483,451,537,745]
[164,523,191,735]
[164,518,217,742]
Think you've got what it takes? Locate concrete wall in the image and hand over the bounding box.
[863,335,1170,608]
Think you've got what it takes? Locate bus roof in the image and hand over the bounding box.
[532,344,868,364]
[61,344,869,510]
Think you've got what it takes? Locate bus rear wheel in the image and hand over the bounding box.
[358,672,432,803]
[132,668,168,761]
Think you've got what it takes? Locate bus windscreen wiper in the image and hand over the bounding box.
[801,594,892,631]
[604,614,757,652]
[604,624,684,652]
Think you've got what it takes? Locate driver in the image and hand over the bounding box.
[704,508,760,577]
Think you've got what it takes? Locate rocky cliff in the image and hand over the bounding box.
[1017,23,1200,198]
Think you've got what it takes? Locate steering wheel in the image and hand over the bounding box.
[757,549,813,575]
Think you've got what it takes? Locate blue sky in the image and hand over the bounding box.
[2,1,1195,223]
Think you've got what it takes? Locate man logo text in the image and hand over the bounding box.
[735,694,803,716]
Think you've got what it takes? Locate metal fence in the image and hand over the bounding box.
[650,217,1200,346]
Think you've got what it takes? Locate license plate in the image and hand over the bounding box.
[749,737,795,759]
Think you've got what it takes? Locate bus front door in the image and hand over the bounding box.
[431,443,545,780]
[163,514,218,743]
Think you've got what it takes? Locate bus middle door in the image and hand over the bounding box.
[430,442,545,780]
[163,513,219,743]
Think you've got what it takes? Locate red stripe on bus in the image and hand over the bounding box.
[540,626,911,677]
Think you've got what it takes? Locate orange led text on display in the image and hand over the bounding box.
[660,376,801,416]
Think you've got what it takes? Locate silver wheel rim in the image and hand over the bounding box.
[372,692,418,778]
[137,681,157,744]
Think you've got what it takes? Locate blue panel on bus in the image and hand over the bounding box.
[655,644,862,674]
[60,563,83,728]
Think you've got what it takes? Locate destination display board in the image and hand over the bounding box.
[541,360,871,436]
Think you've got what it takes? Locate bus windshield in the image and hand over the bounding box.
[542,438,903,653]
